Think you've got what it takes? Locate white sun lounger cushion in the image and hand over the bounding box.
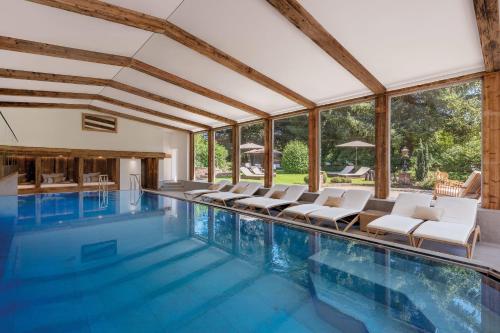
[390,193,433,217]
[307,207,360,221]
[236,197,293,209]
[235,185,306,209]
[412,222,473,245]
[367,215,424,235]
[412,197,478,245]
[184,180,230,197]
[282,188,345,216]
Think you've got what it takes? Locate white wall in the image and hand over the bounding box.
[120,158,141,190]
[0,108,189,181]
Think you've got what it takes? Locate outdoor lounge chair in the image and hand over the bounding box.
[234,184,307,215]
[366,193,433,244]
[343,166,371,178]
[201,182,261,206]
[184,180,230,199]
[306,189,372,231]
[240,166,263,179]
[411,197,479,258]
[250,166,265,176]
[433,170,481,199]
[278,187,346,220]
[328,165,355,176]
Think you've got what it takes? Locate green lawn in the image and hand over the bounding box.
[216,171,374,186]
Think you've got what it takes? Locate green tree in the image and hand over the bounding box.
[281,140,309,173]
[194,133,208,168]
[194,132,230,171]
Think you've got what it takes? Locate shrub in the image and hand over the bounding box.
[415,139,431,181]
[303,171,328,185]
[281,140,309,173]
[330,176,352,184]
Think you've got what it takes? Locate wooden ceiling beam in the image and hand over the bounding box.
[0,68,110,85]
[0,35,129,66]
[108,81,236,125]
[0,87,210,129]
[266,0,385,94]
[0,101,190,133]
[0,36,268,118]
[28,0,315,108]
[129,60,269,118]
[473,0,500,72]
[0,68,236,124]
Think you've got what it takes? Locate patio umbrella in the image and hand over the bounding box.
[240,142,264,150]
[244,148,281,155]
[336,140,375,167]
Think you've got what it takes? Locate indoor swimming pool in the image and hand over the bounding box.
[0,191,498,332]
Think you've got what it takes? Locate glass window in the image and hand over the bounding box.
[240,122,265,184]
[390,80,482,199]
[214,127,233,182]
[273,114,309,185]
[320,102,375,193]
[194,131,208,182]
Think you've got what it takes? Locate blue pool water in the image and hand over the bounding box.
[0,191,499,332]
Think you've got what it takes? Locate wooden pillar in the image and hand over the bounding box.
[208,129,215,183]
[263,118,274,188]
[232,125,240,185]
[308,108,320,192]
[115,158,120,190]
[375,94,390,199]
[482,72,500,209]
[34,156,41,189]
[76,157,84,188]
[189,132,195,181]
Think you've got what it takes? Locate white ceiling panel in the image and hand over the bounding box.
[0,51,122,79]
[90,100,197,131]
[0,0,152,57]
[103,0,184,19]
[99,87,226,127]
[169,0,369,105]
[114,67,256,122]
[134,33,300,113]
[0,79,103,94]
[0,95,90,105]
[299,0,484,89]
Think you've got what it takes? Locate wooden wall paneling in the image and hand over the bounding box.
[189,132,195,181]
[208,129,215,183]
[76,157,83,186]
[232,125,241,185]
[34,156,41,188]
[263,118,274,188]
[115,158,121,189]
[308,108,320,192]
[482,72,500,209]
[0,145,167,159]
[374,94,390,199]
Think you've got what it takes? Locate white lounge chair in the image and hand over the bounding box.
[184,180,230,199]
[328,165,354,176]
[411,197,479,258]
[343,166,371,178]
[234,184,307,215]
[278,187,346,220]
[240,167,263,179]
[201,182,261,206]
[250,166,265,176]
[306,189,372,231]
[366,193,433,244]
